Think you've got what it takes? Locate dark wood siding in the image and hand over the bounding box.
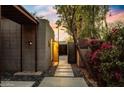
[67,42,77,64]
[0,17,21,72]
[21,25,36,71]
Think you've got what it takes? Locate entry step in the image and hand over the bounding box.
[14,71,43,76]
[0,81,35,87]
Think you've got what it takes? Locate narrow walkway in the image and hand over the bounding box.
[54,56,74,77]
[39,56,88,87]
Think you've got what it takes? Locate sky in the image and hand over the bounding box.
[23,5,69,41]
[107,5,124,23]
[23,5,124,41]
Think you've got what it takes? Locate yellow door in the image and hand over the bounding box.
[53,41,59,64]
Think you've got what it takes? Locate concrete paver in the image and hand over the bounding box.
[54,72,74,77]
[56,68,73,72]
[57,66,72,69]
[1,81,35,87]
[39,56,88,87]
[14,71,42,76]
[39,77,88,87]
[54,56,74,77]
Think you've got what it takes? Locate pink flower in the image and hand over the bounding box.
[114,71,121,81]
[112,28,118,33]
[85,51,93,58]
[101,42,112,49]
[91,49,100,61]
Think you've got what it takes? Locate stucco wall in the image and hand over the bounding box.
[45,23,53,68]
[37,20,46,71]
[37,19,54,71]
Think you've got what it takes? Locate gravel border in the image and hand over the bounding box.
[71,64,97,87]
[71,64,83,77]
[0,64,58,87]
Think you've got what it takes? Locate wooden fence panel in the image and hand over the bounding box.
[67,42,77,64]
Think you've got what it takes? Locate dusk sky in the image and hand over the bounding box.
[23,5,64,41]
[23,5,124,41]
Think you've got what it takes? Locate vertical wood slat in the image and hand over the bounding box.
[35,25,37,72]
[0,18,21,71]
[20,24,22,72]
[0,5,1,84]
[68,42,77,64]
[0,6,1,19]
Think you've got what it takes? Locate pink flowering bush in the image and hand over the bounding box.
[88,39,102,51]
[100,42,112,49]
[85,27,124,86]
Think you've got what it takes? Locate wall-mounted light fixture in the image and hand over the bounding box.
[28,40,32,46]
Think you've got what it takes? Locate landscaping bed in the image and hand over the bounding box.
[71,64,97,87]
[0,63,58,87]
[79,27,124,87]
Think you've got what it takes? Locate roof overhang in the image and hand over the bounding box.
[1,5,38,24]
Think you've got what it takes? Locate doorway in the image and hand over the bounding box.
[59,44,67,55]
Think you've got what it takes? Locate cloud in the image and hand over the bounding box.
[33,5,45,10]
[34,6,59,33]
[106,11,124,23]
[33,5,57,18]
[33,5,58,25]
[24,5,69,41]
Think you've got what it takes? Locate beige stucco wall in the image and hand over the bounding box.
[37,19,54,71]
[77,48,91,67]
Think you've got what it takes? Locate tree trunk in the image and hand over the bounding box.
[72,30,96,79]
[104,6,109,34]
[92,6,95,38]
[104,16,109,33]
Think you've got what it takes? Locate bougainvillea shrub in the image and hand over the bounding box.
[100,48,122,85]
[85,39,103,82]
[85,27,124,86]
[88,39,103,51]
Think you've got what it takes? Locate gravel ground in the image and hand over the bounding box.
[71,64,83,77]
[43,65,58,77]
[0,64,58,87]
[0,72,44,87]
[71,64,97,87]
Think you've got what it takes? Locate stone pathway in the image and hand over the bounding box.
[0,71,43,87]
[1,81,35,87]
[39,56,88,87]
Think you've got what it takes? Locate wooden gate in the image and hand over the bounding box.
[67,42,77,64]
